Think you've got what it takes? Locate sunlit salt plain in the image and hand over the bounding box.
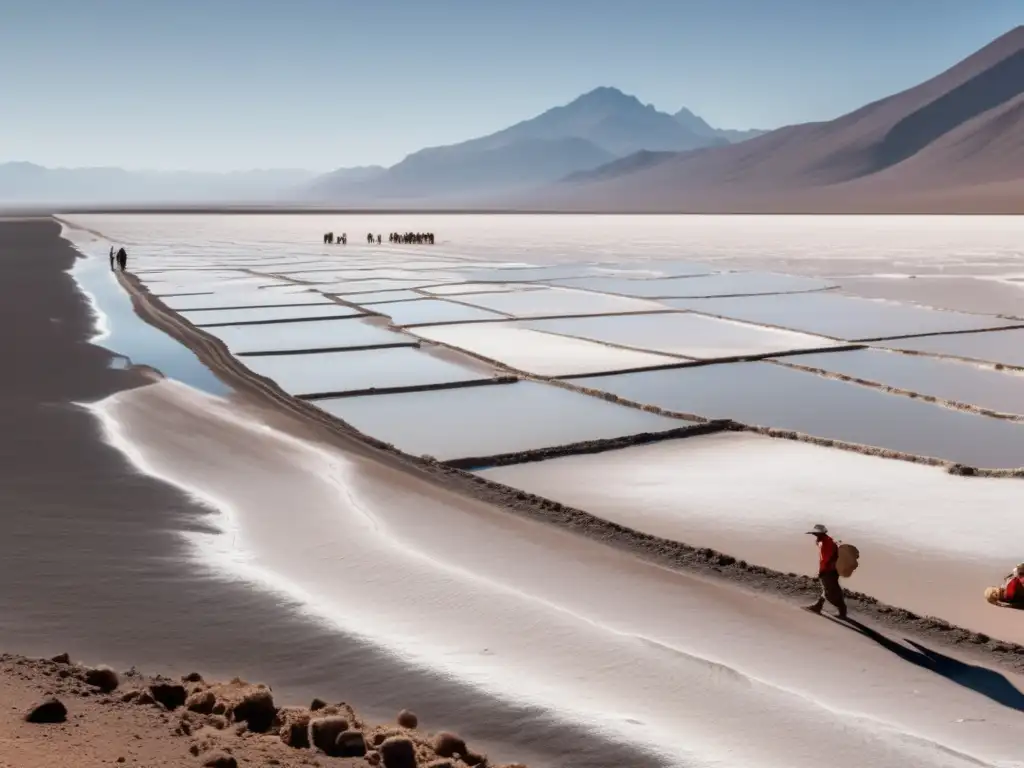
[61,213,1024,768]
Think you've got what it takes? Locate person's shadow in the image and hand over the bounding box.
[827,616,1024,712]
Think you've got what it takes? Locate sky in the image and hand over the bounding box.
[1,0,1020,172]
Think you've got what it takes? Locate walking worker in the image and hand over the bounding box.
[804,524,847,619]
[116,246,128,272]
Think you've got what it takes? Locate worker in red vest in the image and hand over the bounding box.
[804,524,847,619]
[1002,564,1024,605]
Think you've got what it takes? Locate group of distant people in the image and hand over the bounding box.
[109,246,128,272]
[321,231,436,245]
[389,231,435,245]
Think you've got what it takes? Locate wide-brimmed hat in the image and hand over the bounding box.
[805,524,829,536]
[1014,563,1024,577]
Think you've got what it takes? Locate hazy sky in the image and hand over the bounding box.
[1,0,1020,172]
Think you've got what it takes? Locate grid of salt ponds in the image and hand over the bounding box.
[455,287,666,318]
[877,328,1024,369]
[527,312,840,360]
[570,362,1024,468]
[666,292,1013,341]
[203,317,413,355]
[411,323,680,376]
[181,304,364,328]
[315,380,692,461]
[240,347,499,399]
[779,348,1024,416]
[545,272,833,298]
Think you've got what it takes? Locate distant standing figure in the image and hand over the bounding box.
[109,246,115,270]
[116,247,128,272]
[341,233,347,245]
[376,234,382,244]
[804,524,847,619]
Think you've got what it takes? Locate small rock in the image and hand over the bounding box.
[433,732,468,759]
[208,715,228,730]
[50,653,71,665]
[310,697,327,711]
[365,752,382,767]
[211,701,226,715]
[150,682,187,710]
[200,751,237,768]
[463,752,487,766]
[84,666,119,693]
[230,689,276,732]
[182,671,203,683]
[135,691,155,706]
[278,710,311,749]
[25,698,67,724]
[335,729,367,757]
[310,715,350,754]
[117,758,126,764]
[396,709,418,729]
[379,736,417,768]
[186,690,216,714]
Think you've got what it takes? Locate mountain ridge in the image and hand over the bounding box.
[510,25,1024,213]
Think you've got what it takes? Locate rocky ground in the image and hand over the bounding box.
[0,653,526,768]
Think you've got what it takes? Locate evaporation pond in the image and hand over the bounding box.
[479,431,1024,563]
[422,283,543,296]
[781,348,1024,415]
[375,299,506,326]
[548,272,831,298]
[879,328,1024,369]
[205,317,414,355]
[72,256,229,396]
[240,346,495,397]
[456,287,665,318]
[527,312,838,359]
[315,380,691,461]
[181,303,364,327]
[342,290,425,304]
[413,323,679,376]
[572,362,1024,468]
[162,287,331,311]
[665,292,1008,340]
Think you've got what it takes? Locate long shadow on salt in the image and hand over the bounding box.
[572,362,1024,468]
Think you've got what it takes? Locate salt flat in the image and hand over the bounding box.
[317,380,689,460]
[410,322,680,376]
[480,431,1024,639]
[527,312,840,359]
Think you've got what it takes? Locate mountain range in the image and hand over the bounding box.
[0,92,763,207]
[4,26,1023,212]
[514,25,1024,213]
[297,88,763,202]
